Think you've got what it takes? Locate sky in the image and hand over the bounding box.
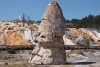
[0,0,100,21]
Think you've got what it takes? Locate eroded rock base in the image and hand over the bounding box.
[29,43,66,65]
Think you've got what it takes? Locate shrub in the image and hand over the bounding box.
[4,62,8,65]
[7,48,16,54]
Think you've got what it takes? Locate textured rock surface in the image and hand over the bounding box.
[0,22,38,46]
[75,35,88,46]
[37,1,66,43]
[29,1,66,65]
[64,28,100,46]
[0,22,100,46]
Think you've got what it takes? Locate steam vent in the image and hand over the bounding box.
[29,1,66,65]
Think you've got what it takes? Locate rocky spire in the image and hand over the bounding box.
[29,1,66,65]
[37,1,66,43]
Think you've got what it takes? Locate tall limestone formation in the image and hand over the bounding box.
[29,1,66,65]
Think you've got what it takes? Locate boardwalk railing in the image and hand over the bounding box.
[0,45,100,50]
[0,45,35,50]
[64,45,100,50]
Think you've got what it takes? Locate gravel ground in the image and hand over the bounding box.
[66,49,100,67]
[0,50,100,67]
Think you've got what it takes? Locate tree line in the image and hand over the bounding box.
[66,15,100,29]
[2,14,100,28]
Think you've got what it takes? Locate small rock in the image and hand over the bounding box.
[75,35,88,46]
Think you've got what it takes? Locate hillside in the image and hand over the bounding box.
[0,22,100,46]
[0,22,38,46]
[64,28,100,46]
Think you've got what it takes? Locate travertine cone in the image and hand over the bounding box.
[37,1,66,42]
[29,1,66,65]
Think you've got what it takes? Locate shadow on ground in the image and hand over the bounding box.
[66,62,96,65]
